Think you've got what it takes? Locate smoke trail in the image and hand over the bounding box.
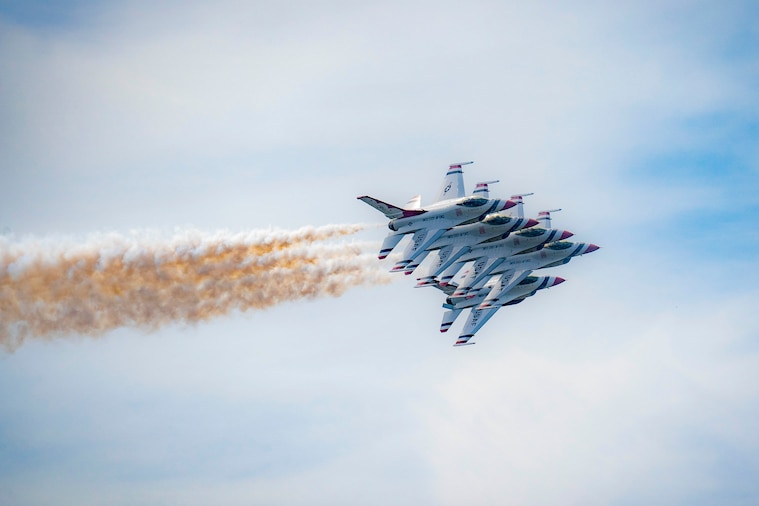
[0,224,391,350]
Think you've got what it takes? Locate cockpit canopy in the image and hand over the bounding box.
[482,214,512,225]
[516,227,546,237]
[519,276,538,285]
[545,241,573,250]
[456,196,489,208]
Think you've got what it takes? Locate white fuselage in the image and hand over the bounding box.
[388,196,513,232]
[489,242,596,276]
[426,215,537,250]
[458,227,572,263]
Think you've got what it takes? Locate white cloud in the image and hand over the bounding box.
[1,0,758,504]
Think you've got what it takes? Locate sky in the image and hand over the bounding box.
[1,0,758,504]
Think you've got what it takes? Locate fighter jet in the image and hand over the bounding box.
[455,241,600,305]
[357,162,516,260]
[431,235,598,345]
[451,276,566,346]
[437,275,565,335]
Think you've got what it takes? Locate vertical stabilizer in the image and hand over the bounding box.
[436,162,472,202]
[509,193,533,219]
[537,208,561,229]
[473,180,499,198]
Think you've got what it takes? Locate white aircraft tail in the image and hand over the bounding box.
[537,208,561,229]
[473,180,499,198]
[436,162,472,202]
[509,193,533,219]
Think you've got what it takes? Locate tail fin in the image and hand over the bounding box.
[509,193,533,219]
[537,208,561,229]
[473,180,499,198]
[357,196,425,219]
[436,162,472,202]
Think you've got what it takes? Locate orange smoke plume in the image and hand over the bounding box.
[0,224,390,350]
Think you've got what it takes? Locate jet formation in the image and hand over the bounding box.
[358,162,599,346]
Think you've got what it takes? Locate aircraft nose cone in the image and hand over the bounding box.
[526,218,539,228]
[585,244,600,253]
[560,230,573,240]
[553,277,566,286]
[501,200,517,210]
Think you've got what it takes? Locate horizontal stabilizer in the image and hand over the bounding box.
[357,195,426,220]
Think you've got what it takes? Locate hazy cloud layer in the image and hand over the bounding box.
[1,1,758,505]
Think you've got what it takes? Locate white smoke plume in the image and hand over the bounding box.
[0,224,391,351]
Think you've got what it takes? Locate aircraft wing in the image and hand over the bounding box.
[454,306,501,346]
[436,162,471,202]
